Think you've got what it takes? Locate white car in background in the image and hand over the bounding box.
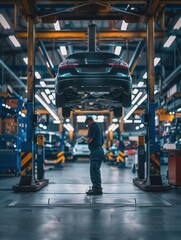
[73,142,90,160]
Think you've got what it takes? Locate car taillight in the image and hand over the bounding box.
[108,60,128,68]
[59,60,79,69]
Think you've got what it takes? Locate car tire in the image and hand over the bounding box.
[56,93,65,107]
[113,107,122,118]
[62,107,71,118]
[122,93,131,107]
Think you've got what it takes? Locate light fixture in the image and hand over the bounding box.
[35,71,41,79]
[133,89,139,94]
[114,46,122,55]
[154,57,161,66]
[134,120,141,123]
[41,92,51,104]
[9,35,21,47]
[143,72,147,79]
[137,94,147,106]
[137,81,144,87]
[0,14,10,29]
[40,81,46,87]
[54,20,61,31]
[123,104,138,121]
[124,120,133,123]
[35,94,59,121]
[23,57,28,65]
[60,46,67,56]
[49,94,54,100]
[63,123,74,131]
[77,116,86,122]
[53,120,60,124]
[163,35,176,48]
[121,20,128,30]
[45,88,51,94]
[173,17,181,30]
[132,92,143,105]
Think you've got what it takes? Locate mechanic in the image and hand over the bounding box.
[84,116,104,195]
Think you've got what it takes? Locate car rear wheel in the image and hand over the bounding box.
[113,107,122,118]
[122,93,131,107]
[56,93,65,107]
[62,107,71,118]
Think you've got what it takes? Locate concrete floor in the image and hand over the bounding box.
[0,161,181,240]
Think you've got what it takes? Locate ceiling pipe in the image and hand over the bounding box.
[88,22,97,52]
[37,40,55,78]
[162,63,181,90]
[0,58,26,89]
[129,40,145,75]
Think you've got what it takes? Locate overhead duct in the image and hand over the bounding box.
[88,22,97,52]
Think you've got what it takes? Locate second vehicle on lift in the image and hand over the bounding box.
[55,51,132,118]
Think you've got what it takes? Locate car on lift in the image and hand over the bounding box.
[55,51,132,118]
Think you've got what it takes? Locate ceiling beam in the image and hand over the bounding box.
[15,30,164,40]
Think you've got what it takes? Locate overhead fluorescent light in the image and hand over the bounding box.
[143,72,147,79]
[133,88,139,94]
[35,71,41,79]
[137,94,147,106]
[77,116,86,122]
[41,91,51,104]
[23,57,28,65]
[0,14,10,29]
[49,94,54,100]
[173,17,181,30]
[132,92,143,105]
[45,88,51,94]
[121,20,128,30]
[53,120,60,124]
[123,104,138,121]
[40,81,46,87]
[63,123,74,131]
[114,46,122,55]
[154,57,161,66]
[54,20,61,31]
[134,120,141,123]
[163,35,176,48]
[137,81,144,87]
[124,120,133,123]
[35,94,59,121]
[9,35,21,47]
[60,46,67,56]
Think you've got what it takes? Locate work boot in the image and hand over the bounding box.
[86,186,103,195]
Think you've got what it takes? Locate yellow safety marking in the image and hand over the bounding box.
[21,152,32,167]
[150,153,160,166]
[57,151,64,157]
[117,155,124,163]
[22,163,32,175]
[119,151,124,157]
[55,156,65,164]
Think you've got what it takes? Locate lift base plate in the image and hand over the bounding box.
[12,179,49,192]
[133,178,169,192]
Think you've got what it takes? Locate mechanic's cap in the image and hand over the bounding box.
[85,116,94,124]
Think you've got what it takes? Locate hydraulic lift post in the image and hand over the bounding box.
[133,16,168,191]
[13,17,48,192]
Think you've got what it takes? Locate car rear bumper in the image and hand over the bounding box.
[55,76,131,94]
